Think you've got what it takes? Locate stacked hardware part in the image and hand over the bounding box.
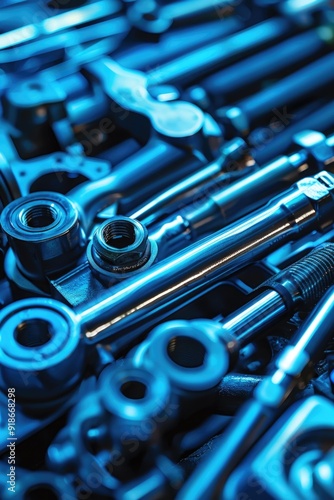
[0,1,334,499]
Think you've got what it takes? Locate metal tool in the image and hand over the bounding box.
[148,131,334,258]
[146,17,293,86]
[128,137,254,225]
[179,286,334,499]
[224,395,334,500]
[2,240,332,495]
[69,170,334,348]
[201,27,333,108]
[114,16,242,71]
[127,0,238,35]
[0,148,111,203]
[219,52,334,136]
[1,2,334,498]
[67,138,204,229]
[1,191,86,282]
[131,244,334,398]
[253,99,334,165]
[0,1,123,52]
[84,57,213,155]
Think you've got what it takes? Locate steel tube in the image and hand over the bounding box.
[150,151,309,257]
[75,174,334,347]
[147,18,293,86]
[254,100,334,165]
[222,290,286,345]
[202,28,328,106]
[115,18,241,70]
[238,52,334,127]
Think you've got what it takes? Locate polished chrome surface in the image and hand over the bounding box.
[0,2,334,498]
[222,290,285,345]
[179,287,334,500]
[76,174,334,346]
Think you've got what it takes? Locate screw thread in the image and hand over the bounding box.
[277,244,334,307]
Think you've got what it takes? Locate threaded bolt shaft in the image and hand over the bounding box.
[267,243,334,308]
[221,244,334,347]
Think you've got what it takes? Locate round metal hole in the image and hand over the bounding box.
[167,335,206,368]
[120,380,147,400]
[143,12,157,21]
[15,319,53,348]
[21,205,58,228]
[103,220,136,249]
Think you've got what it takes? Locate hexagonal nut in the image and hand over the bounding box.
[92,216,150,270]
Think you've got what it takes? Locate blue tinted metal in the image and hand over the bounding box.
[0,1,334,498]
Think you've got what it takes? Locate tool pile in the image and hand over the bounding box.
[0,1,334,498]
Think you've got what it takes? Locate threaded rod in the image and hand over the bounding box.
[221,244,334,346]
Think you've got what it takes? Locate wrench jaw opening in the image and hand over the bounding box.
[127,0,245,39]
[85,58,222,160]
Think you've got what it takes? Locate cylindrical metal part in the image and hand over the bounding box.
[150,151,309,257]
[262,243,334,308]
[178,287,334,500]
[290,291,334,361]
[91,217,149,269]
[130,137,252,225]
[202,28,329,106]
[222,52,334,133]
[1,192,86,281]
[87,216,157,283]
[147,18,293,85]
[254,100,334,165]
[75,173,334,348]
[115,17,241,70]
[221,243,334,346]
[0,298,84,401]
[133,319,231,395]
[98,359,172,450]
[222,290,286,346]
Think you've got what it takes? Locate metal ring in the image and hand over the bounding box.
[141,320,229,392]
[0,298,84,401]
[98,359,171,423]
